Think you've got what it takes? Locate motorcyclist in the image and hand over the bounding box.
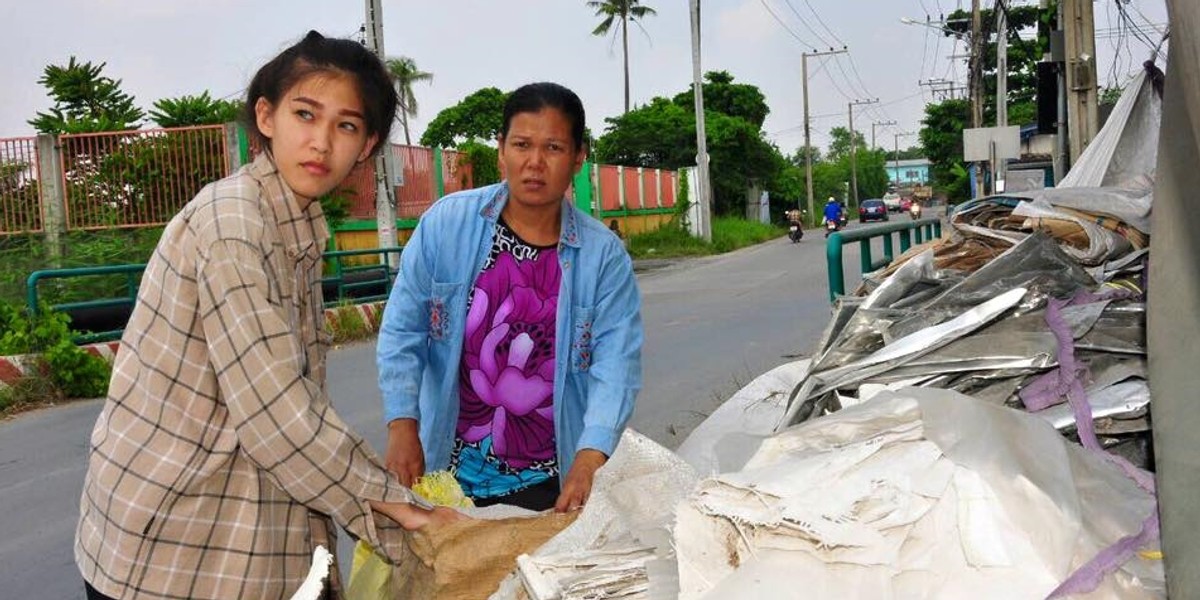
[823,197,842,228]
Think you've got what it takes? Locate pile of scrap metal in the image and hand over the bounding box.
[783,66,1163,472]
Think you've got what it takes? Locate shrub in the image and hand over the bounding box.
[0,302,111,408]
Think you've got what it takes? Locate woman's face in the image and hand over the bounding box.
[255,72,377,206]
[498,107,585,211]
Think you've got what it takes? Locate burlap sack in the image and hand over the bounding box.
[390,512,577,599]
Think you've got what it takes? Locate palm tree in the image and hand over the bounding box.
[588,0,657,114]
[385,56,433,146]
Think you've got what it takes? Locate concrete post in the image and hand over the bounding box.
[222,122,244,173]
[36,134,65,264]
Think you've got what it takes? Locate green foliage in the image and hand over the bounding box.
[672,71,770,129]
[457,141,500,186]
[148,92,241,128]
[594,72,783,217]
[919,99,971,203]
[710,217,782,253]
[326,301,371,343]
[943,5,1045,126]
[1100,86,1124,106]
[61,129,226,227]
[29,57,144,134]
[0,303,111,403]
[420,87,508,148]
[0,229,163,306]
[0,160,42,232]
[593,97,695,167]
[825,126,867,162]
[893,145,925,160]
[318,186,353,231]
[625,216,782,259]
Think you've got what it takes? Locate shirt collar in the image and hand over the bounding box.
[250,153,329,262]
[481,182,582,249]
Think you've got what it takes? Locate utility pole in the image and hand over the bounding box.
[894,131,914,188]
[872,120,897,149]
[996,0,1009,188]
[689,0,712,242]
[364,0,399,258]
[970,0,985,198]
[802,48,847,224]
[1063,0,1098,163]
[848,98,878,208]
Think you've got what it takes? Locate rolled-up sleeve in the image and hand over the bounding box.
[197,238,412,551]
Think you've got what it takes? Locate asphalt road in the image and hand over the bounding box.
[0,223,876,597]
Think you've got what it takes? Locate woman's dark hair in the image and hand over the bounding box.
[501,82,586,151]
[241,30,398,156]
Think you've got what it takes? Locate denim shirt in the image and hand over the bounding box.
[377,182,643,480]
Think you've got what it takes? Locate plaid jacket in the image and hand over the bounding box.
[76,154,412,599]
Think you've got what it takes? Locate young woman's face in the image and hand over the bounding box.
[255,72,377,206]
[498,107,585,211]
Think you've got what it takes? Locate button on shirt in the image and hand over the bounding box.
[76,154,413,600]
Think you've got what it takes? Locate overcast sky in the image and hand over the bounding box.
[0,0,1170,154]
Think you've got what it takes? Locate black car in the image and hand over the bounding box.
[859,199,889,222]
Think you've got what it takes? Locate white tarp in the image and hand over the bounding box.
[675,389,1164,599]
[1059,70,1163,188]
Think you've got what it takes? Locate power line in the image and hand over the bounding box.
[758,0,818,48]
[783,0,836,48]
[802,0,846,47]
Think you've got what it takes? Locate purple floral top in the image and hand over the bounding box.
[451,218,561,498]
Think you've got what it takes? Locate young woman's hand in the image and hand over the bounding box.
[554,449,608,513]
[385,418,425,486]
[370,501,467,531]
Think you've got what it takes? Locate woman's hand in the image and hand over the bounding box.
[385,418,425,486]
[554,449,608,513]
[370,501,467,531]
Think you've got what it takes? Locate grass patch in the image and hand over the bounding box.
[626,217,784,259]
[326,301,373,344]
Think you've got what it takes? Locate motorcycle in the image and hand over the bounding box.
[824,218,840,238]
[909,203,923,220]
[788,219,804,243]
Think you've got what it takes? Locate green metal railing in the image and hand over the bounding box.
[321,247,402,307]
[27,247,403,343]
[826,217,942,302]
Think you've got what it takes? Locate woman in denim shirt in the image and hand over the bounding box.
[377,83,643,512]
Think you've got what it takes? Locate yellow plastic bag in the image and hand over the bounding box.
[346,471,474,600]
[345,540,392,600]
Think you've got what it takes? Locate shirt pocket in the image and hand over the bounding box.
[570,306,595,373]
[429,281,462,342]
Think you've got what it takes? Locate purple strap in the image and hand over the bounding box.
[1031,290,1158,598]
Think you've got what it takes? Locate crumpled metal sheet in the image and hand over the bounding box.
[1035,380,1151,431]
[920,234,1097,315]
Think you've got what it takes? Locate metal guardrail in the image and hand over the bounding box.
[826,217,943,302]
[26,247,403,343]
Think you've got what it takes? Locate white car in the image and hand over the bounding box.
[883,195,902,212]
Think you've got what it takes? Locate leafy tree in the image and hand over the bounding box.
[919,98,971,202]
[588,0,657,114]
[943,4,1045,126]
[671,71,770,130]
[593,96,780,216]
[148,92,241,128]
[457,140,501,186]
[790,145,822,166]
[385,56,434,146]
[29,57,144,134]
[592,97,694,168]
[825,126,868,162]
[419,87,508,148]
[893,145,925,160]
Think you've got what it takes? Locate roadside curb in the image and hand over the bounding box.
[0,301,391,388]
